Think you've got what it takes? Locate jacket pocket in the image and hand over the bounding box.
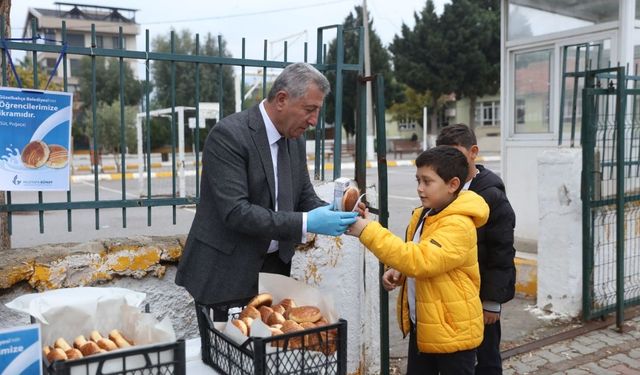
[194,225,237,255]
[435,301,458,336]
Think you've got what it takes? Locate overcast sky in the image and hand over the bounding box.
[10,0,449,63]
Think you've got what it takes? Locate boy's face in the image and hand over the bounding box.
[452,145,479,181]
[416,165,461,211]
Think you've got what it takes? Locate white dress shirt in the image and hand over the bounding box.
[258,100,307,253]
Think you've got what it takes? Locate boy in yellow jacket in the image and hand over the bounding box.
[347,146,489,375]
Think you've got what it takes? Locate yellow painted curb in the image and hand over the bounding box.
[514,256,537,298]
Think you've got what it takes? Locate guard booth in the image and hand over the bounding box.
[501,0,640,325]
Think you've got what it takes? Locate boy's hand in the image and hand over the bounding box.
[354,201,368,217]
[483,311,500,325]
[382,269,402,291]
[346,215,370,237]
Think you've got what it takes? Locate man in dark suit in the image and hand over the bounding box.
[176,63,357,311]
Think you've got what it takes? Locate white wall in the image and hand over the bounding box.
[503,143,550,240]
[293,182,381,373]
[537,148,582,316]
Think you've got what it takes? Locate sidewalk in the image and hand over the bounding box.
[503,315,640,374]
[388,296,640,374]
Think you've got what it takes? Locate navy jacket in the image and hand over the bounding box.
[469,165,516,304]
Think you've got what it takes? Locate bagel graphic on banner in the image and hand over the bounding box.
[0,87,73,191]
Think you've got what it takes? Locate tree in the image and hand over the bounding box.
[388,86,431,124]
[389,0,452,134]
[324,6,401,136]
[440,0,500,129]
[76,57,144,108]
[75,57,144,152]
[151,29,235,117]
[83,101,137,172]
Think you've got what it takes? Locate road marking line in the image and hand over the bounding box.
[79,180,139,198]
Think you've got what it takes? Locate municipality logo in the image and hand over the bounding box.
[12,175,21,185]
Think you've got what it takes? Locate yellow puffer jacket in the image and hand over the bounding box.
[359,190,489,353]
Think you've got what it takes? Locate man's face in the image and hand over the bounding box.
[276,84,324,138]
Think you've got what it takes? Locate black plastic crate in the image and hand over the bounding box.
[43,339,185,375]
[196,298,347,375]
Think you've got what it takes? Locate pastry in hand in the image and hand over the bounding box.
[342,186,360,212]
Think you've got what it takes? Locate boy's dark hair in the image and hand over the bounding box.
[436,123,477,149]
[415,146,468,194]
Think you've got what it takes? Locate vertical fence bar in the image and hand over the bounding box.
[314,30,323,179]
[31,19,46,233]
[170,31,177,224]
[333,26,344,180]
[145,29,152,226]
[62,21,72,232]
[615,67,626,329]
[628,72,637,177]
[559,46,568,145]
[218,35,224,116]
[241,38,246,111]
[263,40,268,99]
[284,41,288,63]
[303,42,308,63]
[570,46,582,147]
[375,74,390,375]
[91,24,100,229]
[582,71,596,320]
[355,27,366,191]
[195,34,201,198]
[322,44,328,180]
[118,27,127,228]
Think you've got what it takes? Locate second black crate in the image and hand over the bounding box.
[196,298,347,375]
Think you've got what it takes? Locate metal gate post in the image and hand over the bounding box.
[615,67,626,329]
[374,74,390,375]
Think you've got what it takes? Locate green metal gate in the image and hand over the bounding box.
[0,18,365,232]
[581,66,640,327]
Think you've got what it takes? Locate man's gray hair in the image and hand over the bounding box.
[267,62,330,101]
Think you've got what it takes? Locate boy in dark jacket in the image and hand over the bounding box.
[436,124,516,374]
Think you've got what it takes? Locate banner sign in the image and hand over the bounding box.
[0,324,42,375]
[0,87,73,191]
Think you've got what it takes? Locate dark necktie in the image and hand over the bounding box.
[277,137,294,262]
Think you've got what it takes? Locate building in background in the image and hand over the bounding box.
[22,2,139,92]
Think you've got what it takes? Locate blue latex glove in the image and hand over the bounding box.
[307,204,358,236]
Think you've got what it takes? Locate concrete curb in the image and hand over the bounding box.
[514,255,537,298]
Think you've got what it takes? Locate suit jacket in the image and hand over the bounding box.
[175,105,325,304]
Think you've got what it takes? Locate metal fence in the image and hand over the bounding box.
[0,18,365,233]
[581,66,640,327]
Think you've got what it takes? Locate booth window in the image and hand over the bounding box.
[514,49,552,134]
[508,0,618,41]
